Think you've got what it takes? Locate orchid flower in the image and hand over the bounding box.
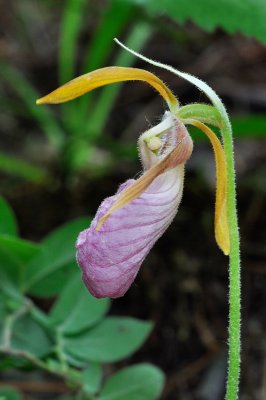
[37,66,229,299]
[37,43,241,400]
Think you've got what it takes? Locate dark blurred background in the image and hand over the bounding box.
[0,0,266,399]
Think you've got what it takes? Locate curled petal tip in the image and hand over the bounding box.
[36,96,56,105]
[223,247,230,256]
[216,208,230,255]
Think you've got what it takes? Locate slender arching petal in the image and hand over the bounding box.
[36,67,178,110]
[76,117,193,298]
[183,118,229,255]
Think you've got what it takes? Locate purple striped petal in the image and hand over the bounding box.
[76,114,193,298]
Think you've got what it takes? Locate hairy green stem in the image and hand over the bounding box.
[221,121,241,400]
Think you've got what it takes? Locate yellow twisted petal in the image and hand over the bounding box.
[36,67,178,110]
[184,119,229,255]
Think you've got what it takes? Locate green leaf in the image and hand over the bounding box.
[0,258,24,300]
[64,317,152,362]
[0,295,7,344]
[0,197,18,236]
[64,351,88,368]
[81,362,102,394]
[0,387,22,400]
[11,313,52,358]
[40,217,89,267]
[58,0,88,133]
[126,0,266,43]
[0,235,42,289]
[27,261,77,298]
[82,0,135,73]
[50,273,110,334]
[99,363,165,400]
[59,0,88,84]
[0,62,64,150]
[0,236,41,264]
[0,152,48,183]
[23,217,90,296]
[0,249,21,291]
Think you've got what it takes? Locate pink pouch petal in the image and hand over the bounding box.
[76,115,193,298]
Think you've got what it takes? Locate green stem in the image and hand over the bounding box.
[0,303,89,396]
[2,302,31,349]
[221,121,241,400]
[55,329,69,373]
[0,339,86,394]
[182,115,240,399]
[182,114,241,399]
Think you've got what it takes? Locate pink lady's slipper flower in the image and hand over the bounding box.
[37,65,229,298]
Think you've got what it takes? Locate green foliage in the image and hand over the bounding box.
[82,1,135,73]
[0,197,18,236]
[11,313,52,357]
[23,217,90,297]
[0,387,22,400]
[65,317,152,362]
[81,362,103,395]
[0,61,65,150]
[59,0,88,84]
[99,363,165,400]
[49,274,110,334]
[125,0,266,43]
[0,198,163,399]
[0,0,153,180]
[0,152,49,184]
[0,235,42,289]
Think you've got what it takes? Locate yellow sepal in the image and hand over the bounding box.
[36,67,178,110]
[184,119,230,255]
